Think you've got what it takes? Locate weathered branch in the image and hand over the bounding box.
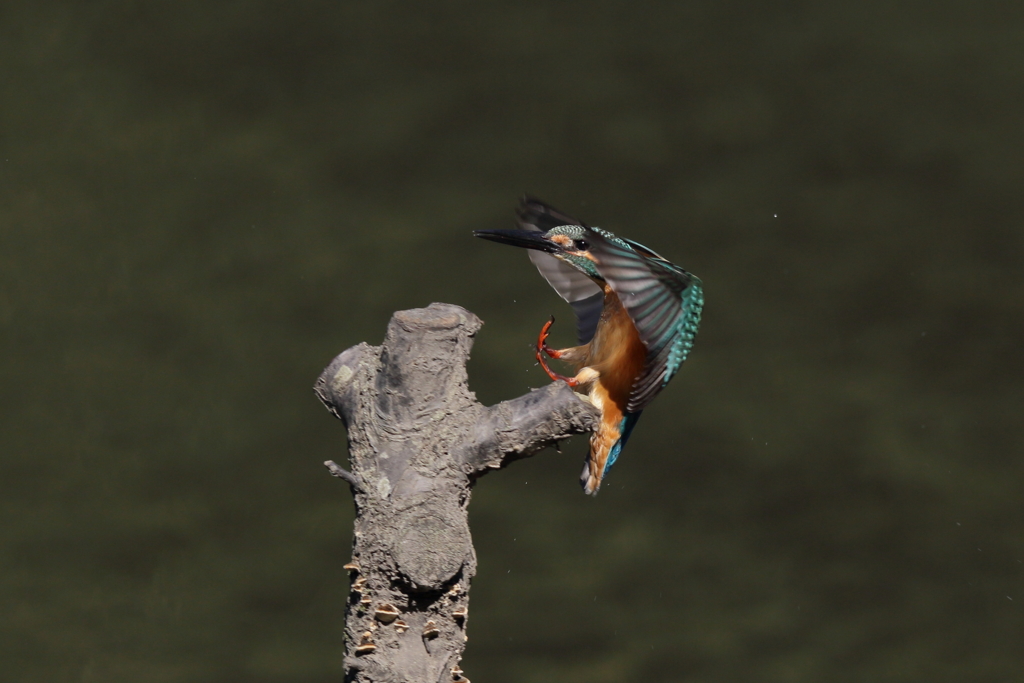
[454,382,597,474]
[324,460,366,493]
[314,303,598,683]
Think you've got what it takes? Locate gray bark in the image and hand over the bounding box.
[314,303,599,683]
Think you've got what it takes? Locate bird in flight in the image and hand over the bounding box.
[475,197,703,495]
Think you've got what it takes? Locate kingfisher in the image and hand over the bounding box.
[475,197,703,495]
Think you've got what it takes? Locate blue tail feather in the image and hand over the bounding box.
[605,411,642,471]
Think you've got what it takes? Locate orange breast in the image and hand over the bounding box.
[583,286,646,411]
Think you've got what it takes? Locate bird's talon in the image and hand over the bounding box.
[535,316,570,383]
[536,315,563,360]
[536,316,555,351]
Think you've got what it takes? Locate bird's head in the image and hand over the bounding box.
[474,224,602,280]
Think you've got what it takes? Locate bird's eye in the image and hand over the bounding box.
[573,239,590,251]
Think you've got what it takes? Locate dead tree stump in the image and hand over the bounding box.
[314,303,599,683]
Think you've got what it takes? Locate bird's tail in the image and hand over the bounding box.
[580,413,641,495]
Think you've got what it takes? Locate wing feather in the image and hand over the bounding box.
[587,229,703,412]
[516,195,590,232]
[570,292,605,344]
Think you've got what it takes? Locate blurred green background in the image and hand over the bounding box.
[3,2,1023,681]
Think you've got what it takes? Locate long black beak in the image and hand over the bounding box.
[473,229,559,253]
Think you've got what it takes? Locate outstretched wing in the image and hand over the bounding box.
[516,196,604,343]
[588,229,703,412]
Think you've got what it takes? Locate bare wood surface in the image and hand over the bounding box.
[315,303,599,683]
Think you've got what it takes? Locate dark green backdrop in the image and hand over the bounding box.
[3,2,1022,681]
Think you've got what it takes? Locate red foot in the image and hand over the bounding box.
[535,316,579,387]
[537,316,562,358]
